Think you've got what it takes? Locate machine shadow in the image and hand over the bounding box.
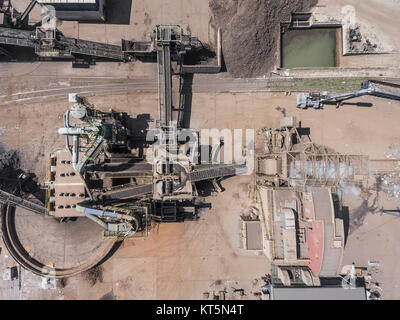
[178,73,193,129]
[324,101,373,108]
[104,0,132,25]
[332,193,350,247]
[0,45,37,62]
[122,113,151,158]
[78,0,133,25]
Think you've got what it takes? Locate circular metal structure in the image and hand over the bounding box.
[70,103,87,120]
[1,204,121,278]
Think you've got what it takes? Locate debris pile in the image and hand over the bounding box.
[203,276,271,300]
[348,25,378,53]
[84,266,104,287]
[384,142,400,159]
[209,0,318,77]
[380,143,400,200]
[380,173,400,200]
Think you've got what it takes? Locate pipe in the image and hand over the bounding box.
[63,111,73,155]
[64,110,70,128]
[76,203,136,222]
[65,135,72,155]
[58,127,83,135]
[72,135,79,171]
[78,204,138,236]
[83,211,108,229]
[58,127,83,168]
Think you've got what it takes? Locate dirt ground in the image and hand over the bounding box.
[1,0,400,300]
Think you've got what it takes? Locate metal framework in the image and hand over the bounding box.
[257,142,368,187]
[0,189,46,215]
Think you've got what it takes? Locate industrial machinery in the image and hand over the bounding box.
[50,26,230,238]
[0,22,233,278]
[1,0,107,26]
[0,5,221,71]
[0,0,38,28]
[257,117,369,188]
[51,93,247,238]
[0,0,124,64]
[297,80,400,109]
[1,93,245,277]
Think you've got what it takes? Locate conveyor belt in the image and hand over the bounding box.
[0,27,34,48]
[157,44,172,126]
[188,164,247,182]
[101,163,153,178]
[0,189,46,215]
[61,37,125,60]
[367,80,400,100]
[0,26,126,61]
[102,183,153,201]
[103,163,153,172]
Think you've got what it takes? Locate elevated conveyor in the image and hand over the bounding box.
[102,184,153,201]
[0,189,46,215]
[157,43,172,127]
[0,26,126,61]
[188,164,247,182]
[100,163,153,178]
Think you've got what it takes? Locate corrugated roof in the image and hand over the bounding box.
[312,188,343,277]
[245,221,263,250]
[272,287,367,300]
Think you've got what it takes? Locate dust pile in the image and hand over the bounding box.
[209,0,318,77]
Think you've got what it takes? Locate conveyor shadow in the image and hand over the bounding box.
[123,113,151,158]
[179,73,193,128]
[105,0,132,25]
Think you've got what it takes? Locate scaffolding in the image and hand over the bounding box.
[257,142,368,187]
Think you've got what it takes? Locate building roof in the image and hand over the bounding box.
[260,186,345,278]
[311,187,344,277]
[49,150,86,217]
[272,287,367,300]
[244,221,263,250]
